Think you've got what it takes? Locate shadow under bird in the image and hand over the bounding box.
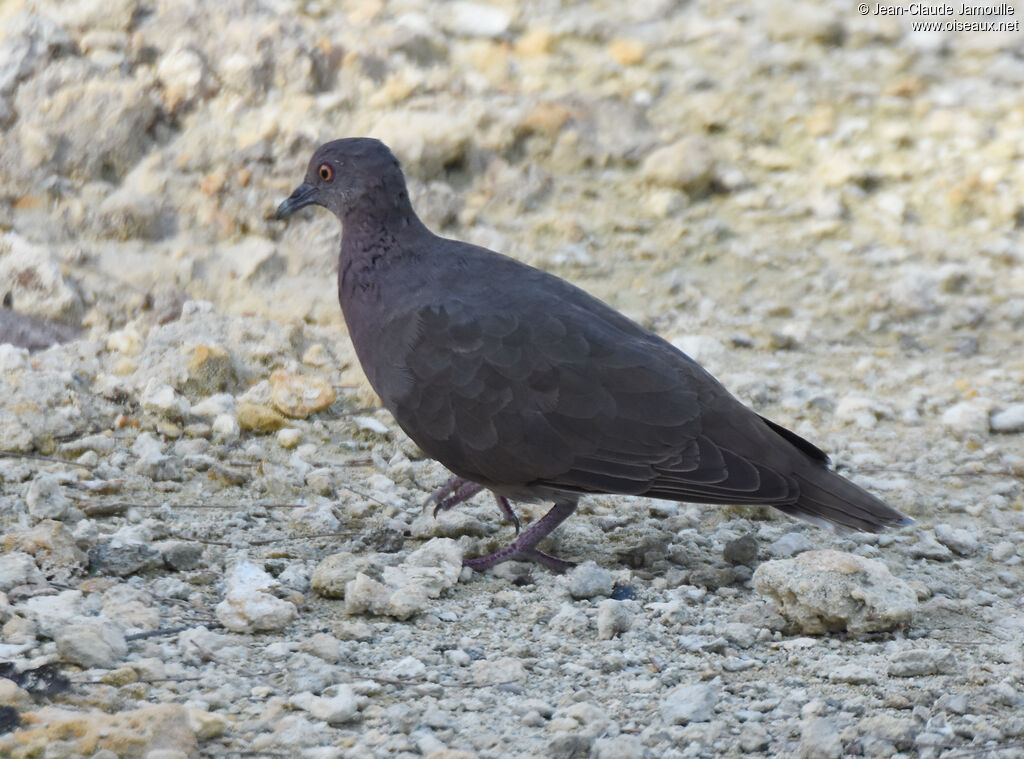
[277,138,910,572]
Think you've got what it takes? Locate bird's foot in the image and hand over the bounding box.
[430,476,521,533]
[463,500,577,573]
[431,476,483,516]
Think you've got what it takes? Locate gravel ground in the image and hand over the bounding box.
[1,1,1023,757]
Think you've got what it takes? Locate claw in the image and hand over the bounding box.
[463,500,577,573]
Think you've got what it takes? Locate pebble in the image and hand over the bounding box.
[595,599,631,640]
[990,541,1017,562]
[444,2,511,37]
[0,552,44,591]
[24,473,69,520]
[55,620,127,668]
[660,680,721,725]
[722,534,758,566]
[88,539,162,577]
[566,561,614,599]
[302,685,362,725]
[909,533,954,561]
[591,735,645,759]
[798,718,843,759]
[767,531,813,558]
[269,369,336,419]
[932,524,978,556]
[215,561,297,633]
[940,399,992,437]
[990,403,1024,433]
[888,648,958,677]
[752,550,918,634]
[641,137,718,196]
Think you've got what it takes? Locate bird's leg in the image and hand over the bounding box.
[431,476,484,516]
[464,500,577,573]
[494,494,521,534]
[431,476,522,532]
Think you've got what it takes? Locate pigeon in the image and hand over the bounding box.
[276,137,910,572]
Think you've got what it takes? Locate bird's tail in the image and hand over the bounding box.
[775,464,913,534]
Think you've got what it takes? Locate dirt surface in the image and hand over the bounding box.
[1,1,1023,757]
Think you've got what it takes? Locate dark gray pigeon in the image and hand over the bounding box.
[277,138,910,572]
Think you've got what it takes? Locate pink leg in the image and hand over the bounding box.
[431,476,521,532]
[464,500,578,573]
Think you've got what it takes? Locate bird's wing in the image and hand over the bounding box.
[388,266,797,505]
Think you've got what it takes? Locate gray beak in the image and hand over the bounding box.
[276,183,320,219]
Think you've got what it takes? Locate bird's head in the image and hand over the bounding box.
[276,137,409,222]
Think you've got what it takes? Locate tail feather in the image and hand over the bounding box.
[778,466,912,533]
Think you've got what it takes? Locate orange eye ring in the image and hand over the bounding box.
[318,164,333,182]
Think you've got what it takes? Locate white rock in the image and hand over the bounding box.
[835,394,881,428]
[215,561,297,633]
[141,379,190,418]
[276,427,302,448]
[933,524,978,556]
[592,735,646,759]
[25,473,70,520]
[753,550,918,634]
[642,137,717,195]
[941,399,993,437]
[445,1,512,37]
[596,599,631,640]
[21,590,84,637]
[991,541,1017,562]
[990,404,1024,433]
[343,572,391,616]
[660,680,720,724]
[471,656,527,685]
[191,393,235,417]
[768,531,813,558]
[799,718,843,759]
[387,655,427,680]
[0,344,28,372]
[55,620,127,668]
[0,232,82,322]
[212,413,240,441]
[0,552,44,591]
[567,561,614,599]
[888,647,957,677]
[305,685,361,725]
[353,416,389,435]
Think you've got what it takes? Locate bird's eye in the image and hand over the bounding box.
[318,164,333,182]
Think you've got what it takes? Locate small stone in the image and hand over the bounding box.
[141,380,190,419]
[642,137,718,196]
[909,533,953,561]
[799,718,842,759]
[932,524,978,556]
[768,531,813,558]
[343,573,391,617]
[299,632,341,663]
[237,401,288,433]
[305,685,361,725]
[595,599,631,640]
[158,540,204,571]
[739,724,771,752]
[990,404,1024,433]
[277,428,302,448]
[608,39,645,66]
[592,734,645,759]
[471,656,527,685]
[828,663,879,685]
[311,552,383,598]
[0,552,44,591]
[888,648,957,677]
[184,345,236,398]
[660,680,720,724]
[566,561,614,599]
[753,550,917,634]
[445,2,511,37]
[25,473,69,521]
[55,620,127,668]
[990,541,1017,562]
[723,534,758,565]
[269,370,336,419]
[388,655,427,680]
[941,399,992,437]
[215,561,297,632]
[3,520,88,578]
[89,540,162,577]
